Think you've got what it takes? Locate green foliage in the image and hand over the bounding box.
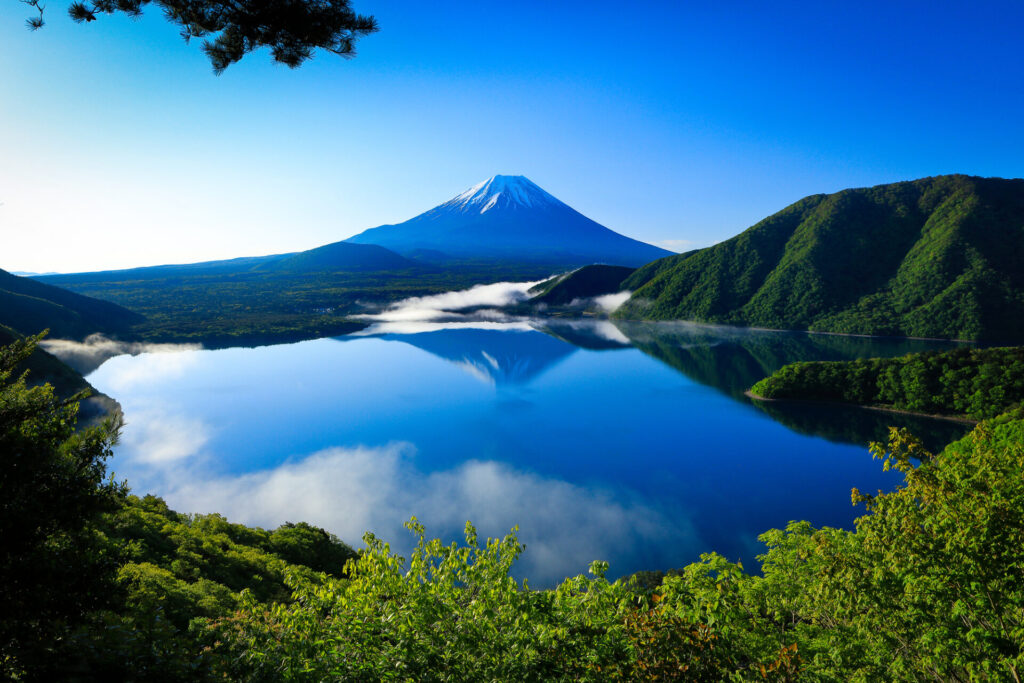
[751,345,1024,419]
[0,332,125,679]
[659,414,1024,681]
[0,324,93,398]
[66,494,358,679]
[212,519,727,681]
[617,175,1024,342]
[25,0,377,73]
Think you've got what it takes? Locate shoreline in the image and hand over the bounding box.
[610,316,979,344]
[744,390,979,425]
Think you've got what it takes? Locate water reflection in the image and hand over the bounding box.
[614,321,962,399]
[347,325,578,386]
[610,321,972,450]
[348,318,971,449]
[160,443,699,586]
[751,400,971,455]
[84,319,974,586]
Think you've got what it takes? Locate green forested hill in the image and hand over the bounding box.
[616,175,1024,342]
[750,346,1024,420]
[0,268,143,339]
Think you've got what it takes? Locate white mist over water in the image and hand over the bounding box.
[41,334,202,375]
[356,280,545,324]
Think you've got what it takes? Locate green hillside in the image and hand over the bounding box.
[616,175,1024,342]
[0,268,143,340]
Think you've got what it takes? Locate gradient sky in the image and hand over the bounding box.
[2,1,1023,273]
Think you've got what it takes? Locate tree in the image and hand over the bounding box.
[20,0,377,73]
[0,332,126,678]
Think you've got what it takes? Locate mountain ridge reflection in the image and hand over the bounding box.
[342,318,971,449]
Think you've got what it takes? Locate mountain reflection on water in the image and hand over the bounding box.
[349,319,970,452]
[85,318,971,586]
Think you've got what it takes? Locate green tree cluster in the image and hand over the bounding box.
[0,332,125,679]
[213,520,727,681]
[70,495,357,679]
[750,345,1024,420]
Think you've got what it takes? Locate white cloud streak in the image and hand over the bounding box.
[358,280,544,324]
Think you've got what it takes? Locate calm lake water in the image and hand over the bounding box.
[84,319,969,585]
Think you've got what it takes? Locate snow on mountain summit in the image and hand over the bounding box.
[442,175,564,214]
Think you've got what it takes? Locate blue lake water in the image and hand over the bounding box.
[84,319,969,585]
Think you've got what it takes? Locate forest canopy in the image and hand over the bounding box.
[750,345,1024,420]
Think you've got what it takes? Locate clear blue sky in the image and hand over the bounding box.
[2,1,1023,272]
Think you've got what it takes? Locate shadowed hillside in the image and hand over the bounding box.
[0,269,143,340]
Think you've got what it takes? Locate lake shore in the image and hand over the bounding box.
[744,390,979,425]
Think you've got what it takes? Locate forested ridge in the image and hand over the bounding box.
[3,329,1023,680]
[0,268,142,341]
[750,345,1024,420]
[616,175,1024,342]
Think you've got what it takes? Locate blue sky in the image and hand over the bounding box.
[2,1,1023,272]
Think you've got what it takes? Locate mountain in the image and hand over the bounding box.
[529,265,636,306]
[346,175,673,267]
[36,255,292,286]
[255,242,421,273]
[616,175,1024,342]
[0,268,143,339]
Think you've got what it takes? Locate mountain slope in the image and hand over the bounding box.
[0,268,143,339]
[256,241,421,273]
[529,265,635,305]
[346,175,673,267]
[616,175,1024,342]
[39,255,291,284]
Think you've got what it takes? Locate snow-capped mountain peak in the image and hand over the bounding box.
[442,175,564,214]
[345,173,673,267]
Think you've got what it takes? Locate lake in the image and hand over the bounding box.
[82,318,969,586]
